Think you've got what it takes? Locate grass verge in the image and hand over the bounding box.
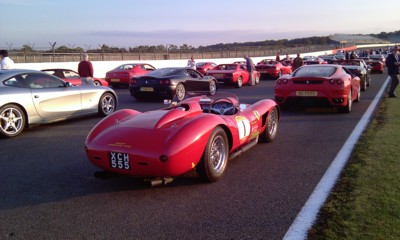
[307,96,400,240]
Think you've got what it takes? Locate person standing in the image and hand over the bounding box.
[275,52,280,61]
[244,54,255,85]
[385,46,400,98]
[0,49,15,69]
[187,56,196,69]
[292,53,304,71]
[78,53,94,85]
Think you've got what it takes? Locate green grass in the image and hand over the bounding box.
[307,96,400,240]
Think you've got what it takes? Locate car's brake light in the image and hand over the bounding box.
[329,79,343,84]
[277,79,288,84]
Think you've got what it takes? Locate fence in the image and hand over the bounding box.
[9,45,335,63]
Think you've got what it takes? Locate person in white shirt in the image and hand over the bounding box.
[187,56,196,69]
[0,50,15,69]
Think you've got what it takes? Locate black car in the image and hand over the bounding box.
[129,67,218,101]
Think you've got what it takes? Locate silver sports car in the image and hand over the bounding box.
[0,69,118,138]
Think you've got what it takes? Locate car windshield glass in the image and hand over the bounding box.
[146,68,181,77]
[294,66,336,77]
[196,62,207,67]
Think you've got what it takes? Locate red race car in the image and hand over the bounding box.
[274,64,361,113]
[105,63,156,87]
[42,68,108,86]
[85,92,279,185]
[205,63,260,88]
[255,59,292,79]
[196,62,217,75]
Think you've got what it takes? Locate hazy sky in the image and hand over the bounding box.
[1,0,399,50]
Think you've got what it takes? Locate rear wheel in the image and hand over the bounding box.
[235,76,243,88]
[98,92,116,116]
[339,89,352,113]
[175,83,186,101]
[196,127,228,182]
[0,104,26,138]
[259,107,279,142]
[209,80,217,96]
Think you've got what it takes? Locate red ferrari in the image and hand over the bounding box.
[105,63,156,87]
[205,63,260,88]
[274,65,361,113]
[367,60,384,74]
[196,62,217,75]
[85,92,279,185]
[42,68,108,86]
[255,59,292,79]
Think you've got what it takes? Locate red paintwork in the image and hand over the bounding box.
[274,64,361,109]
[367,61,384,73]
[105,63,156,86]
[42,68,108,86]
[196,62,217,75]
[205,63,260,86]
[85,94,279,178]
[255,59,292,79]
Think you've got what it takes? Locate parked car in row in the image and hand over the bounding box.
[274,64,361,113]
[42,68,109,86]
[206,63,260,88]
[255,59,292,79]
[0,69,117,138]
[105,63,156,88]
[129,67,218,101]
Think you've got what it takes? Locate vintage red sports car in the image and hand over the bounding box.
[42,68,109,86]
[255,59,292,79]
[196,62,217,75]
[85,92,279,185]
[105,63,156,87]
[274,64,361,113]
[205,63,260,88]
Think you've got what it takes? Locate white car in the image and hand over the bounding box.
[0,69,118,137]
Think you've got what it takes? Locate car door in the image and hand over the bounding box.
[185,69,209,91]
[25,73,82,120]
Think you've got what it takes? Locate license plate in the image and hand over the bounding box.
[213,74,225,78]
[296,91,318,97]
[140,87,154,92]
[109,152,130,170]
[111,79,120,82]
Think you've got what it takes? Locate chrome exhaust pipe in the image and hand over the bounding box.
[145,177,174,187]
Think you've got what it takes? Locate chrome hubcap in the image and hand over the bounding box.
[210,135,226,173]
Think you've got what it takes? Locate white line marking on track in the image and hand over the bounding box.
[283,76,391,240]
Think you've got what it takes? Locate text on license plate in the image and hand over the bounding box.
[296,91,318,97]
[111,79,120,82]
[109,152,130,170]
[140,87,154,92]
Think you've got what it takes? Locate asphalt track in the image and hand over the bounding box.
[0,72,389,239]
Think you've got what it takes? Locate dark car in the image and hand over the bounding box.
[129,67,218,101]
[338,60,371,91]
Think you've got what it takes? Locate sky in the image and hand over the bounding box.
[1,0,399,50]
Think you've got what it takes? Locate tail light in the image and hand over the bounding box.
[329,79,343,84]
[277,79,288,84]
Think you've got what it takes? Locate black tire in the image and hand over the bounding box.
[196,127,229,182]
[259,107,279,142]
[338,89,352,113]
[235,76,243,88]
[0,104,26,138]
[255,74,260,85]
[175,83,186,101]
[98,92,116,116]
[209,80,217,96]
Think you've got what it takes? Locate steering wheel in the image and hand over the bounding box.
[210,97,236,115]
